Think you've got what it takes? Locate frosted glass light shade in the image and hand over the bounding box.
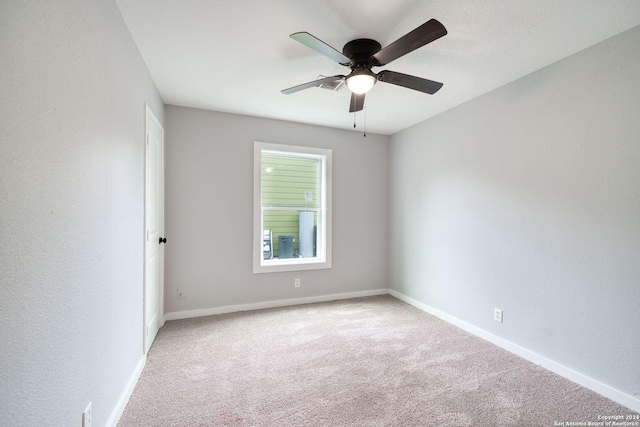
[346,73,376,94]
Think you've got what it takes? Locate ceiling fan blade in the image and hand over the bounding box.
[372,19,447,66]
[377,70,443,94]
[349,92,365,113]
[281,75,345,94]
[290,32,352,66]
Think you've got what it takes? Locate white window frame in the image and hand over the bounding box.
[253,141,332,274]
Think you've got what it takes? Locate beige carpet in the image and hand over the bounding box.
[118,295,635,426]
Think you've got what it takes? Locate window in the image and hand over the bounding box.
[253,141,332,273]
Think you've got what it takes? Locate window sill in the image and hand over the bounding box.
[253,257,331,274]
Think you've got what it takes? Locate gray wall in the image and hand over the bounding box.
[0,1,164,426]
[389,26,640,399]
[164,106,388,314]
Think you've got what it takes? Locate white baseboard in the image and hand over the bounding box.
[105,354,147,427]
[388,289,640,413]
[164,288,389,321]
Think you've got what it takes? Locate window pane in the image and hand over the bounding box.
[262,154,320,208]
[263,210,318,258]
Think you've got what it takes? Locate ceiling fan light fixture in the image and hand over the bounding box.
[346,71,376,94]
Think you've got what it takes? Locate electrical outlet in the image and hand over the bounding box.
[494,308,503,323]
[82,402,92,427]
[177,288,184,299]
[294,278,301,288]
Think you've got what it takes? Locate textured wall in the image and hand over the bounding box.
[389,26,640,401]
[0,1,164,425]
[164,106,389,314]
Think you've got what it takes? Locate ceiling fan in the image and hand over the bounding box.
[281,19,447,113]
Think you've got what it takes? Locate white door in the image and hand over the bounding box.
[144,105,164,353]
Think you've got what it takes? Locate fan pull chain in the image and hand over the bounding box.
[353,111,356,128]
[363,107,367,137]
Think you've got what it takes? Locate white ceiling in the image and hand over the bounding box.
[115,0,640,135]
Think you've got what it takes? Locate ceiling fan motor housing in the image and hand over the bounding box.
[342,38,382,67]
